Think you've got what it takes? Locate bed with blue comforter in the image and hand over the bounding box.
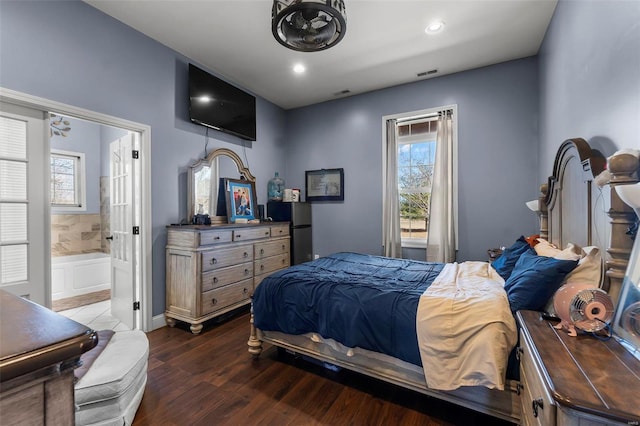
[253,252,444,366]
[249,251,520,421]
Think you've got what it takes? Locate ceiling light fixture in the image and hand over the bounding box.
[425,21,445,34]
[272,0,347,52]
[293,63,306,74]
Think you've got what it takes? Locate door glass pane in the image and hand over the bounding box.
[0,161,27,200]
[0,116,27,159]
[1,245,28,284]
[0,204,27,242]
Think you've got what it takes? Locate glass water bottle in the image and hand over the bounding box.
[267,172,285,201]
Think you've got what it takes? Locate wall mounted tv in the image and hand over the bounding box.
[188,63,256,141]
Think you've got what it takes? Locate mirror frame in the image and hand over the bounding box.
[187,148,255,224]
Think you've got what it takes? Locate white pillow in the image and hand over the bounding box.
[534,239,582,261]
[564,246,602,286]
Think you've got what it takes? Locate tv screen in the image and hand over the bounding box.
[188,64,256,141]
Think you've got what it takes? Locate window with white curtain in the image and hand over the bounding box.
[50,149,86,210]
[383,105,457,260]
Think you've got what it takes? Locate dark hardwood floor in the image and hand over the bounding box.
[133,308,516,426]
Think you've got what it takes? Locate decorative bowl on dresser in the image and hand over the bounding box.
[165,222,290,334]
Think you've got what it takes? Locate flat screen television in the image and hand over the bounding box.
[188,63,256,141]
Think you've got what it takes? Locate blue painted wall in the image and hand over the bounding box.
[538,0,640,181]
[5,0,635,318]
[0,1,287,316]
[285,58,540,262]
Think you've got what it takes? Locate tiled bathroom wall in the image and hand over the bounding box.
[51,214,102,257]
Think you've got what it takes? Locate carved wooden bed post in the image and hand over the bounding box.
[605,152,640,305]
[538,183,549,241]
[247,302,263,358]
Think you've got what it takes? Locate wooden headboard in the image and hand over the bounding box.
[538,138,639,306]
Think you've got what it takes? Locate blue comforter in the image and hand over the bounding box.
[253,252,444,366]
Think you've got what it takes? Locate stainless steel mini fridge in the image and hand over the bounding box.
[267,201,312,265]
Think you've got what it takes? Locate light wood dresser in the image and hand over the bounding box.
[165,222,290,334]
[516,310,640,426]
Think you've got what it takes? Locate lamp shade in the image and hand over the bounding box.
[272,0,347,52]
[615,182,640,219]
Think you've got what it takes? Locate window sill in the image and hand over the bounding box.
[401,239,427,249]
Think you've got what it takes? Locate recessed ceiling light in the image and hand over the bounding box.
[425,21,445,34]
[293,63,306,74]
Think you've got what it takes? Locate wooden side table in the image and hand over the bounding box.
[516,310,640,426]
[0,290,97,425]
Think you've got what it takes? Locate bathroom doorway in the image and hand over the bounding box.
[49,115,140,330]
[0,88,152,332]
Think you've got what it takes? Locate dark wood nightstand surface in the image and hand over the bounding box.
[517,310,640,424]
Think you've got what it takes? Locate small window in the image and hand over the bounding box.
[51,149,86,211]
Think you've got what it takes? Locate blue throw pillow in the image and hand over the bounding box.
[492,236,534,281]
[505,250,579,313]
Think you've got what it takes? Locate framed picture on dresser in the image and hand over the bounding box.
[224,178,257,222]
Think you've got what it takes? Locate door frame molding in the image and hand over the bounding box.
[0,87,153,332]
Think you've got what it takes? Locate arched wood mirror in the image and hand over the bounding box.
[187,148,255,224]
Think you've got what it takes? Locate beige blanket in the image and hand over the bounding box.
[416,261,517,391]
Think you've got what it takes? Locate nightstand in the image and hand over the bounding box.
[516,310,640,426]
[488,248,503,263]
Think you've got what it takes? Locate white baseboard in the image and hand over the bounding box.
[151,313,167,331]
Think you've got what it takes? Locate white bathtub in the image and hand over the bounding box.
[51,252,110,300]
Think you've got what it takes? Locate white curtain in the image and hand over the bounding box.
[427,110,456,263]
[383,119,402,257]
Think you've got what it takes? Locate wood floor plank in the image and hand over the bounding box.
[133,310,516,426]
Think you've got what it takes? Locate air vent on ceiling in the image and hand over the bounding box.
[333,89,351,96]
[417,69,438,77]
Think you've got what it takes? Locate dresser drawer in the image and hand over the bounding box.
[255,253,289,276]
[201,263,254,292]
[255,239,290,259]
[233,227,271,242]
[201,279,252,315]
[519,334,556,426]
[201,245,253,272]
[270,225,289,238]
[200,229,233,246]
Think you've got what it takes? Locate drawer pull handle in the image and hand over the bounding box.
[282,259,286,264]
[515,347,523,361]
[279,229,283,234]
[213,277,218,284]
[532,398,543,418]
[211,298,217,306]
[210,258,217,265]
[282,244,285,250]
[243,288,248,294]
[260,248,264,255]
[244,269,249,275]
[265,231,270,236]
[516,383,523,396]
[261,265,265,271]
[214,236,220,240]
[244,252,249,258]
[236,234,241,239]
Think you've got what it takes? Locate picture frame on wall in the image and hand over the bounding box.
[224,178,257,222]
[305,168,344,202]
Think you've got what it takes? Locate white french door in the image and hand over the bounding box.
[109,134,137,330]
[0,102,48,305]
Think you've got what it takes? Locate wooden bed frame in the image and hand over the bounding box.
[248,138,638,423]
